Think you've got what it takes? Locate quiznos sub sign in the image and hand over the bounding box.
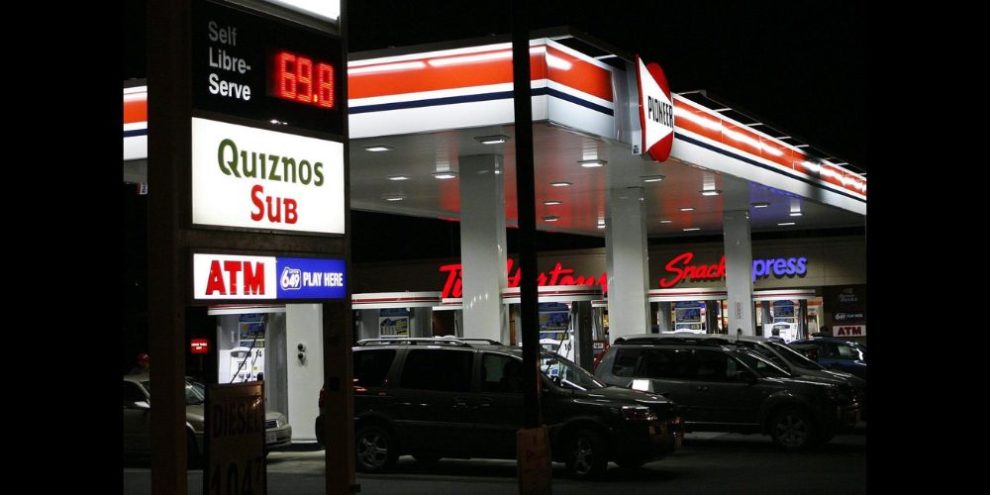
[191,118,345,234]
[193,253,346,300]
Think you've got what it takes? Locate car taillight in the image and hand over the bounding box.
[318,385,326,410]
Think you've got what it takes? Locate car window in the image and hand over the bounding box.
[634,348,693,380]
[691,350,732,381]
[835,343,862,360]
[745,343,789,369]
[185,380,206,405]
[735,350,790,378]
[540,353,604,391]
[481,353,523,393]
[767,341,825,370]
[400,349,473,392]
[123,381,146,405]
[611,348,642,377]
[141,379,206,405]
[354,350,396,387]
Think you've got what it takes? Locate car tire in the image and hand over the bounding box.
[566,428,608,479]
[355,425,397,473]
[770,408,817,450]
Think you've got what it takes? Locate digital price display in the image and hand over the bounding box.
[270,50,335,108]
[192,0,343,135]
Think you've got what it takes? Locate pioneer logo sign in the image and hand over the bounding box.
[192,118,344,234]
[194,253,346,300]
[636,55,674,162]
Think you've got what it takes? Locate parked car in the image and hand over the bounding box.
[789,337,867,379]
[123,374,292,466]
[315,337,683,479]
[617,333,867,420]
[594,336,862,450]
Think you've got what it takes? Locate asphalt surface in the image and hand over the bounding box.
[123,431,866,494]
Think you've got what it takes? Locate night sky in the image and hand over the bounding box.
[124,0,867,171]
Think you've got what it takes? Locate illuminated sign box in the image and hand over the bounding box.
[191,0,343,136]
[191,117,344,234]
[193,253,346,301]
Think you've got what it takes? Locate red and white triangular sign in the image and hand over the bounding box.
[637,55,674,162]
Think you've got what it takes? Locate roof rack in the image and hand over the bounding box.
[356,337,502,347]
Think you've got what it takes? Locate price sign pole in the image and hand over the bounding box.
[147,1,350,494]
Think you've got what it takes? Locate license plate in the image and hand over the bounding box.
[266,432,277,444]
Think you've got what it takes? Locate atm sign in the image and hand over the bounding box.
[834,325,866,337]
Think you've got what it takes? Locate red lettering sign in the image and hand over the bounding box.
[659,252,726,288]
[190,338,210,354]
[205,260,267,296]
[438,260,608,298]
[835,325,866,337]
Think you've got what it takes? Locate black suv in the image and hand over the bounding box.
[316,337,682,478]
[594,335,862,450]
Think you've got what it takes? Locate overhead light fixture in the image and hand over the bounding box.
[550,181,572,187]
[659,219,672,224]
[382,194,406,202]
[433,171,457,180]
[579,159,606,168]
[475,135,509,145]
[679,207,695,212]
[364,145,392,152]
[543,200,562,206]
[751,201,770,208]
[597,224,606,229]
[543,215,560,222]
[388,175,409,181]
[642,175,665,183]
[700,189,722,196]
[683,227,701,232]
[789,211,803,217]
[777,222,796,226]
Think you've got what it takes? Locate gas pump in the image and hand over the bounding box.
[502,285,601,370]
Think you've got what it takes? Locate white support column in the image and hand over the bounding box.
[723,210,756,336]
[285,304,323,442]
[459,154,507,342]
[606,186,651,342]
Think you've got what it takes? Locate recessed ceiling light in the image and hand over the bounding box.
[777,222,796,226]
[543,215,560,222]
[679,207,695,212]
[789,211,803,217]
[751,202,770,208]
[551,181,572,187]
[475,135,509,145]
[642,175,665,183]
[543,200,562,206]
[388,175,409,181]
[700,189,722,196]
[579,159,607,168]
[683,227,701,232]
[659,219,672,224]
[382,194,406,202]
[365,145,392,152]
[433,171,458,180]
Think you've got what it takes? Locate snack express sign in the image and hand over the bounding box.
[193,253,346,300]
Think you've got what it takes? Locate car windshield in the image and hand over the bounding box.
[744,343,790,369]
[141,379,207,405]
[767,341,826,370]
[837,342,866,362]
[734,350,791,378]
[540,353,604,391]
